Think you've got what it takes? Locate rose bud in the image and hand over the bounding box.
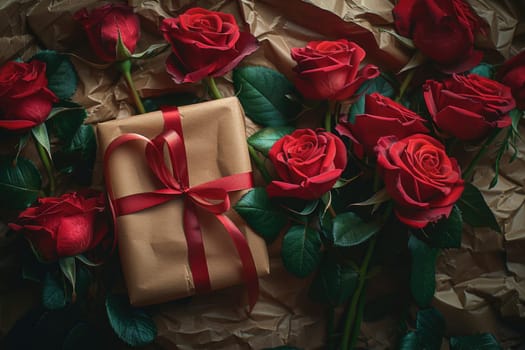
[336,92,429,157]
[267,129,347,200]
[74,4,140,62]
[291,39,379,101]
[160,8,259,84]
[424,74,516,140]
[497,50,525,110]
[393,0,484,73]
[0,61,58,131]
[9,190,109,262]
[376,134,464,228]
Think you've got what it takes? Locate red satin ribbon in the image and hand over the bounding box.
[103,107,259,309]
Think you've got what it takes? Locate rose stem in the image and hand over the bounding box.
[118,59,146,114]
[34,134,55,196]
[395,69,415,103]
[205,77,224,100]
[324,101,337,131]
[340,235,377,350]
[328,204,337,218]
[327,306,336,350]
[248,145,272,184]
[462,128,502,180]
[348,290,367,349]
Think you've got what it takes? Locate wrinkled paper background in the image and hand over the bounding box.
[1,0,525,348]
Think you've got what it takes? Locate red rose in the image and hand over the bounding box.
[74,4,140,62]
[376,134,464,228]
[9,191,109,262]
[0,61,58,131]
[497,50,525,110]
[291,39,379,101]
[424,74,515,140]
[160,8,258,84]
[336,92,429,157]
[393,0,483,73]
[267,129,347,200]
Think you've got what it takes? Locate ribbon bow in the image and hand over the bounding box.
[104,107,259,309]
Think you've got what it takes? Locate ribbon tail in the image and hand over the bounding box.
[215,214,259,312]
[184,198,212,294]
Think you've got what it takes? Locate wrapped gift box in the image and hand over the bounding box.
[97,97,270,306]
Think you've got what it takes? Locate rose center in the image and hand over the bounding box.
[193,16,220,31]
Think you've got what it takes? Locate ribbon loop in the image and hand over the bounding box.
[104,107,259,310]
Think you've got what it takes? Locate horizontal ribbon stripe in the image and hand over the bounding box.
[103,107,259,310]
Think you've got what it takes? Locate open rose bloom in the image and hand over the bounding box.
[291,39,379,101]
[267,129,347,200]
[0,60,58,131]
[161,7,258,83]
[376,134,465,228]
[393,0,484,73]
[424,74,515,140]
[9,191,109,262]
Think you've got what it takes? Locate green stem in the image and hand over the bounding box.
[340,236,377,350]
[324,105,332,131]
[118,59,146,114]
[462,129,502,180]
[34,135,55,196]
[205,77,223,100]
[327,306,336,350]
[348,286,368,349]
[395,69,415,102]
[248,145,272,184]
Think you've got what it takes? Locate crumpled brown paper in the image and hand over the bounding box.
[2,0,525,348]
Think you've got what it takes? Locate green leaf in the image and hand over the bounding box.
[348,74,396,122]
[450,333,502,350]
[46,103,96,184]
[234,187,288,243]
[399,332,419,350]
[457,183,500,232]
[309,256,358,305]
[426,206,462,249]
[327,212,382,247]
[0,156,41,209]
[233,66,301,126]
[416,308,445,350]
[283,199,319,216]
[247,126,295,156]
[131,43,169,59]
[59,257,76,297]
[469,63,494,79]
[143,93,200,113]
[31,50,77,100]
[47,105,84,120]
[281,225,322,277]
[47,102,87,146]
[15,133,30,163]
[378,27,415,49]
[67,124,96,157]
[408,235,439,307]
[399,309,445,350]
[42,273,66,310]
[31,124,52,160]
[105,294,157,347]
[115,32,132,61]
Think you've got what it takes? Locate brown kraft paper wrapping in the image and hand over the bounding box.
[97,96,270,306]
